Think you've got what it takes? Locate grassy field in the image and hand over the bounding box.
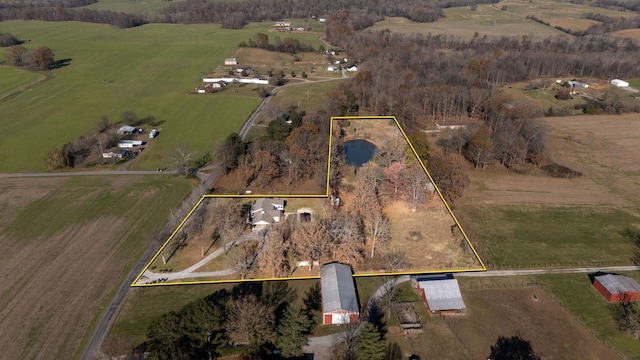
[367,1,632,40]
[367,6,566,40]
[538,272,640,360]
[463,205,639,268]
[0,174,192,360]
[457,114,640,268]
[83,0,181,15]
[0,65,43,96]
[0,20,325,172]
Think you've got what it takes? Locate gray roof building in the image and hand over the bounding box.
[250,198,285,226]
[417,278,465,313]
[320,263,359,324]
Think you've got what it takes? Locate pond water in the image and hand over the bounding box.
[344,139,377,168]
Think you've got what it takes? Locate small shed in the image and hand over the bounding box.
[320,263,359,325]
[224,57,238,65]
[593,274,640,302]
[117,125,136,135]
[414,275,465,314]
[610,79,629,87]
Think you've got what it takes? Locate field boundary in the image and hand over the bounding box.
[131,116,486,287]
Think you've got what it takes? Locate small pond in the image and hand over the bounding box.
[344,139,377,168]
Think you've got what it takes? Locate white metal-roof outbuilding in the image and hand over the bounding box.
[417,278,465,313]
[611,79,629,87]
[320,263,359,324]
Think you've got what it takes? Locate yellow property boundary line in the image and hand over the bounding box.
[131,116,486,287]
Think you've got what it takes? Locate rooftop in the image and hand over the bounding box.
[595,274,640,294]
[418,278,465,311]
[320,263,358,313]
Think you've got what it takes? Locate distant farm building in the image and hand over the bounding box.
[117,140,144,148]
[117,125,136,135]
[610,79,629,87]
[250,198,285,227]
[275,21,291,27]
[567,80,588,88]
[224,57,238,65]
[413,275,465,314]
[592,274,640,302]
[320,263,359,325]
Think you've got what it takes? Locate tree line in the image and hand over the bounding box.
[239,33,316,54]
[0,5,147,28]
[144,281,316,359]
[0,0,497,29]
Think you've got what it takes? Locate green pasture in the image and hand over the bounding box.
[0,66,42,96]
[538,273,640,360]
[0,20,324,172]
[462,205,640,268]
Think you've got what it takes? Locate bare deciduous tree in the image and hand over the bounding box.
[226,295,275,347]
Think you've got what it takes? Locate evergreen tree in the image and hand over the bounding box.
[277,305,312,357]
[354,322,385,360]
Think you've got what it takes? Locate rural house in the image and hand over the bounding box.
[320,263,359,325]
[224,57,238,65]
[250,198,285,227]
[592,274,640,302]
[413,275,466,314]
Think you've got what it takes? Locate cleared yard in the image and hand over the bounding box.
[0,175,191,360]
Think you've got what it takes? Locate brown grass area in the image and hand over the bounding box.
[610,29,640,41]
[445,288,619,359]
[461,114,640,207]
[384,200,478,271]
[0,175,190,359]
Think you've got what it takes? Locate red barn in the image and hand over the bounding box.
[593,274,640,302]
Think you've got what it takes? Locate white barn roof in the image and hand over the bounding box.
[595,274,640,294]
[320,263,358,313]
[418,278,465,311]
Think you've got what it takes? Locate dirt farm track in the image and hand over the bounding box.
[0,175,189,359]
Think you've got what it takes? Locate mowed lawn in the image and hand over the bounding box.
[0,21,269,172]
[0,175,191,360]
[462,205,639,268]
